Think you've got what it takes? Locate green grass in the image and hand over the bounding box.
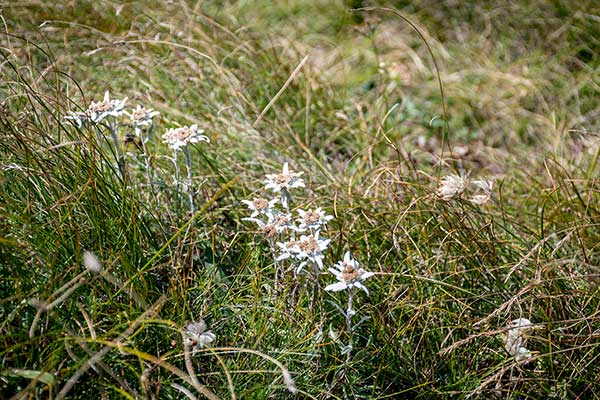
[1,0,599,398]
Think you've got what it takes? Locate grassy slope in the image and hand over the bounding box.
[1,0,599,398]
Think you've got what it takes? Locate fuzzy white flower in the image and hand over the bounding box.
[162,124,209,151]
[470,179,494,205]
[87,91,128,123]
[242,217,277,239]
[127,105,160,129]
[184,320,216,350]
[245,212,296,235]
[276,239,301,261]
[264,162,304,208]
[325,252,374,294]
[277,232,331,272]
[501,318,537,361]
[241,196,278,218]
[437,174,467,201]
[64,111,89,128]
[296,207,334,232]
[271,212,296,233]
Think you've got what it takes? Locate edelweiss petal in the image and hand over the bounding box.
[324,281,348,292]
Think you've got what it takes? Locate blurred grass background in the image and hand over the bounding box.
[1,0,599,398]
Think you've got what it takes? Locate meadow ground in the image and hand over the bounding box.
[1,1,599,398]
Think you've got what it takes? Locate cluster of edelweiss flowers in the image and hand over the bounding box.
[64,91,210,212]
[243,162,374,292]
[437,174,494,205]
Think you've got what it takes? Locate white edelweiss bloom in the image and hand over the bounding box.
[469,179,494,205]
[275,239,300,262]
[184,320,216,350]
[293,232,331,272]
[64,111,89,128]
[296,207,334,232]
[126,105,160,129]
[437,174,467,201]
[241,196,278,218]
[264,163,305,207]
[325,251,374,294]
[271,212,297,234]
[162,124,209,151]
[501,318,538,361]
[87,91,128,123]
[243,217,277,239]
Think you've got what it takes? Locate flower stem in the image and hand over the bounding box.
[343,290,354,374]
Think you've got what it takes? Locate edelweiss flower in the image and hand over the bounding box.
[162,124,209,151]
[243,217,277,239]
[64,111,89,128]
[264,162,305,192]
[501,318,537,361]
[127,105,160,129]
[271,212,296,233]
[437,174,467,201]
[87,91,128,123]
[325,252,374,294]
[470,179,494,205]
[276,239,300,261]
[241,196,278,218]
[245,211,296,235]
[277,232,331,272]
[184,320,216,350]
[296,207,333,232]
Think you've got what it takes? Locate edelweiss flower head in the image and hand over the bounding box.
[296,207,334,232]
[501,318,537,361]
[437,174,467,201]
[276,239,300,261]
[264,163,305,206]
[162,124,209,151]
[469,179,494,205]
[184,320,216,350]
[127,105,160,129]
[241,196,278,218]
[87,91,128,123]
[271,212,296,233]
[245,211,296,235]
[325,251,374,294]
[243,217,278,239]
[64,111,89,128]
[277,232,331,272]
